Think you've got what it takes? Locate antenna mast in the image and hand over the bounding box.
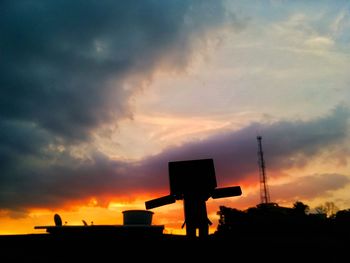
[257,136,270,204]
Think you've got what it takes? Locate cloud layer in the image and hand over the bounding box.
[1,104,348,211]
[1,0,227,140]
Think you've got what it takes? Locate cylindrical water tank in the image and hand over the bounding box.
[122,210,154,225]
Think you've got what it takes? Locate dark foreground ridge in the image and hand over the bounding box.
[0,229,348,262]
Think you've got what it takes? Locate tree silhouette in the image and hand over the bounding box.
[335,208,350,227]
[216,201,350,243]
[315,202,339,218]
[293,201,309,215]
[315,205,327,215]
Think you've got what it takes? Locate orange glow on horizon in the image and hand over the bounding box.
[2,164,348,236]
[0,190,246,235]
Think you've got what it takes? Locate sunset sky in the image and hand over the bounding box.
[1,0,350,235]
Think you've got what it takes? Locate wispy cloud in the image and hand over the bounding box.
[271,173,350,202]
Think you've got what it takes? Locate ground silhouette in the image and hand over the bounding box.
[1,201,348,262]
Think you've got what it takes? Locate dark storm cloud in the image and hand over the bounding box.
[2,106,348,211]
[0,0,228,211]
[262,106,350,171]
[0,0,226,140]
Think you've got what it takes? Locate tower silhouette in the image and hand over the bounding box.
[257,136,270,204]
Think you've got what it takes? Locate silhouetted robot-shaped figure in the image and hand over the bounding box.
[145,159,242,238]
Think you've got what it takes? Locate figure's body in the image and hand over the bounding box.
[183,194,209,238]
[184,196,209,237]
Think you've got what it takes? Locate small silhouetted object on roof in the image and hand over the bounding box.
[145,158,242,238]
[54,214,62,226]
